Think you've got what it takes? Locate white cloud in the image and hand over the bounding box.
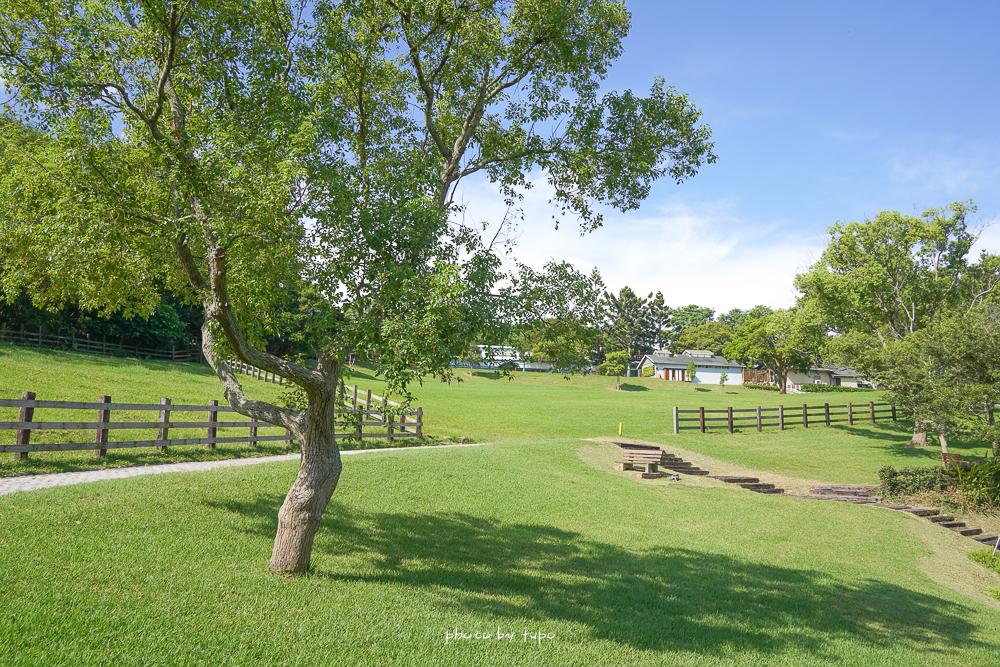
[455,175,824,314]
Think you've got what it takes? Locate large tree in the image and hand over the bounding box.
[878,306,1000,457]
[672,320,732,355]
[0,0,716,573]
[796,202,1000,442]
[724,309,821,394]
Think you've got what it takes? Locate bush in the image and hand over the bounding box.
[641,364,654,377]
[743,382,778,391]
[954,459,1000,509]
[879,465,954,497]
[799,384,875,393]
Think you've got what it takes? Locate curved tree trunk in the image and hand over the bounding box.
[270,378,344,574]
[936,423,950,455]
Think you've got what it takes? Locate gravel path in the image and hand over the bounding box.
[0,442,489,496]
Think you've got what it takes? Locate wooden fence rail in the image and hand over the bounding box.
[0,393,423,459]
[0,326,203,362]
[672,401,896,434]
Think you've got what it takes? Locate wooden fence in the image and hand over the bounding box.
[227,360,422,434]
[673,401,895,434]
[0,391,423,459]
[0,326,203,362]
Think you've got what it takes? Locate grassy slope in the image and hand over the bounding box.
[1,345,991,482]
[356,367,991,485]
[1,442,998,666]
[0,345,300,476]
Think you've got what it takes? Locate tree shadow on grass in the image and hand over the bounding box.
[204,495,984,659]
[829,422,990,463]
[617,383,648,392]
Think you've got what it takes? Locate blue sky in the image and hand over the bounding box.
[460,0,1000,313]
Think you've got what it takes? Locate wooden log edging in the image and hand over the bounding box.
[672,401,896,434]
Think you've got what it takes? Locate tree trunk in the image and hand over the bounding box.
[936,423,950,455]
[909,420,932,446]
[270,389,343,574]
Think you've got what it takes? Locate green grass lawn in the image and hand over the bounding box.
[1,441,998,666]
[3,347,1000,665]
[1,344,992,482]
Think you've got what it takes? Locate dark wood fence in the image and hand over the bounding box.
[0,326,203,362]
[673,401,895,434]
[1,392,423,459]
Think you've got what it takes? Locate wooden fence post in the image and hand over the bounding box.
[699,407,705,433]
[94,395,110,457]
[249,422,258,446]
[891,404,897,421]
[728,407,734,433]
[206,400,218,449]
[285,427,292,444]
[14,391,35,461]
[778,404,784,431]
[399,412,407,435]
[802,403,808,428]
[352,385,358,408]
[416,407,423,438]
[157,398,171,452]
[847,402,853,426]
[756,406,762,432]
[673,406,679,434]
[382,396,388,424]
[824,403,831,427]
[869,401,875,424]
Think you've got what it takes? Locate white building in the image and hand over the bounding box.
[638,350,744,385]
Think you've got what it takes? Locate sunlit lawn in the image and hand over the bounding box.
[2,440,998,666]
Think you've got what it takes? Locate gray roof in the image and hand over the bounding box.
[641,352,744,368]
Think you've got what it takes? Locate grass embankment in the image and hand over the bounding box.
[354,366,991,485]
[2,441,998,666]
[1,344,991,483]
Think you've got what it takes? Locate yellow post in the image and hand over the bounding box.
[618,422,623,436]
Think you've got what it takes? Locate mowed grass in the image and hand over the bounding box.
[0,344,299,476]
[353,367,991,484]
[1,344,991,482]
[2,441,999,666]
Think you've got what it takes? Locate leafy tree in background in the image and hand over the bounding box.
[796,201,1000,443]
[509,260,606,373]
[879,306,1000,457]
[672,321,732,355]
[719,371,728,389]
[724,309,821,394]
[718,305,773,330]
[686,360,697,384]
[665,304,715,349]
[0,1,716,574]
[600,349,631,390]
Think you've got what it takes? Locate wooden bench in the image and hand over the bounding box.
[618,448,663,474]
[942,452,980,469]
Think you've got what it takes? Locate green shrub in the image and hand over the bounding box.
[954,459,1000,509]
[743,382,778,391]
[799,384,875,393]
[879,465,954,497]
[642,364,654,377]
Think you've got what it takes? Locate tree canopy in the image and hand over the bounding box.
[724,309,820,394]
[0,0,716,573]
